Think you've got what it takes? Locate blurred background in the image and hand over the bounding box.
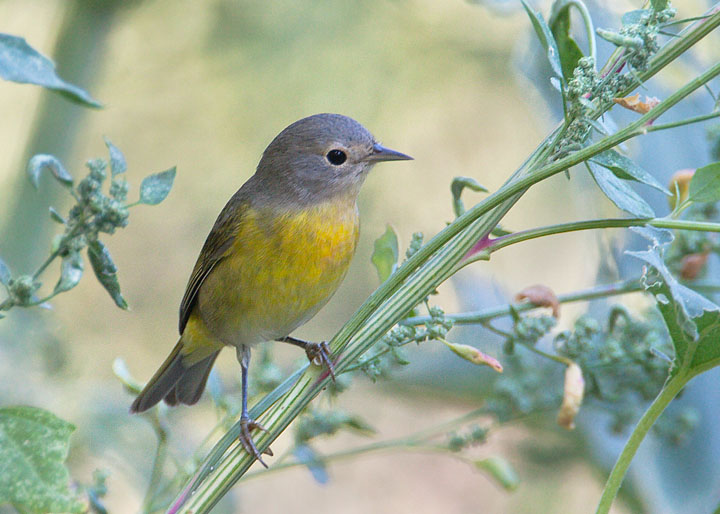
[1,0,718,512]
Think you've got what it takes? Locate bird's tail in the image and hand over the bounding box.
[130,338,219,413]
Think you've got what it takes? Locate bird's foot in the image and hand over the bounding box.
[239,416,273,468]
[304,341,336,381]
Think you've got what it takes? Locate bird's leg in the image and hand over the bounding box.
[278,336,336,381]
[237,345,272,467]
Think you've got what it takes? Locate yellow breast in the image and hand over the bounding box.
[195,198,360,346]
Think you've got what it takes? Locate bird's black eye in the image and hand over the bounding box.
[326,149,347,165]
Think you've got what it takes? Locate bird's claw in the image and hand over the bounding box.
[239,416,273,467]
[305,341,336,381]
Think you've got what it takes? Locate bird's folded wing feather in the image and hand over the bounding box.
[178,195,248,334]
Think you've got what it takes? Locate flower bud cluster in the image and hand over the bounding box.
[8,275,41,306]
[620,7,676,71]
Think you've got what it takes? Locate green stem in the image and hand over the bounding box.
[242,408,488,481]
[565,0,597,63]
[32,249,62,281]
[142,413,170,514]
[644,111,720,132]
[595,371,691,514]
[482,217,720,256]
[403,279,643,326]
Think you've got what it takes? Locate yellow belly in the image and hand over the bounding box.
[194,199,360,347]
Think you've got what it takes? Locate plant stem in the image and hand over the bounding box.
[564,0,597,63]
[403,279,643,326]
[480,217,720,257]
[142,412,170,514]
[242,407,488,482]
[645,111,720,132]
[595,371,691,514]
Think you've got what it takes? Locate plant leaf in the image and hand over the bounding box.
[103,137,127,176]
[451,176,488,217]
[627,227,720,377]
[0,33,101,108]
[48,207,66,225]
[622,9,650,26]
[688,162,720,203]
[587,162,655,217]
[590,150,669,195]
[0,256,10,286]
[550,2,585,82]
[54,252,84,294]
[88,240,128,309]
[0,406,85,513]
[371,225,399,283]
[474,456,520,491]
[650,0,669,12]
[27,154,73,189]
[521,0,564,81]
[441,339,503,372]
[139,167,176,205]
[293,445,328,485]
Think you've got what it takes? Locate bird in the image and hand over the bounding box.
[130,113,412,466]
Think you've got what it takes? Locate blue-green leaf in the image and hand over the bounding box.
[371,225,399,283]
[293,445,328,484]
[54,252,84,294]
[139,167,176,205]
[48,207,66,225]
[521,0,564,80]
[590,149,670,195]
[0,33,101,108]
[688,162,720,203]
[622,9,650,26]
[0,256,10,286]
[88,240,128,309]
[103,137,127,176]
[451,176,489,217]
[27,154,73,189]
[627,227,720,377]
[587,162,655,217]
[0,406,85,513]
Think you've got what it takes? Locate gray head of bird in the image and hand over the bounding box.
[255,113,412,204]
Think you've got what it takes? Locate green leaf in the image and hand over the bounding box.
[590,149,670,195]
[48,207,66,225]
[0,33,101,108]
[622,9,650,26]
[0,406,85,513]
[451,176,489,217]
[650,0,669,12]
[688,162,720,203]
[88,240,128,309]
[474,456,519,491]
[103,137,126,176]
[627,227,720,377]
[0,256,10,286]
[550,3,585,82]
[139,167,176,205]
[27,154,73,189]
[371,225,399,283]
[53,252,84,294]
[521,0,564,81]
[587,162,655,217]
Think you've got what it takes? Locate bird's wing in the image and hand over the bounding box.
[179,194,248,334]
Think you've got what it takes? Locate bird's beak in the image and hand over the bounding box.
[365,143,413,163]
